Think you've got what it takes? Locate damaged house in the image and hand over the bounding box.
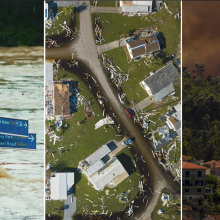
[126,34,160,60]
[53,82,70,116]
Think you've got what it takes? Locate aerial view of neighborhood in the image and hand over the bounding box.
[44,1,181,220]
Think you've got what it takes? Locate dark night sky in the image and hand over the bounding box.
[183,1,220,78]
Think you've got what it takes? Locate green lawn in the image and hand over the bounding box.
[46,68,140,219]
[46,7,72,37]
[46,200,65,219]
[91,0,116,7]
[152,189,180,220]
[92,2,180,55]
[101,47,168,105]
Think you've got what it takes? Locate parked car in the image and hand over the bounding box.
[125,108,133,118]
[122,139,133,145]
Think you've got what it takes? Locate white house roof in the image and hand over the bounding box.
[84,160,104,177]
[133,1,152,6]
[45,62,53,86]
[50,172,74,200]
[89,158,129,191]
[85,144,111,166]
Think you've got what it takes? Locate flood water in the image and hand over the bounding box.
[0,47,44,219]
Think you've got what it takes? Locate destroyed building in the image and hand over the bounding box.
[140,63,179,102]
[79,144,129,191]
[54,83,70,116]
[126,34,160,60]
[163,102,181,137]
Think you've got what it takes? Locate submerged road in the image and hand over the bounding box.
[46,2,180,219]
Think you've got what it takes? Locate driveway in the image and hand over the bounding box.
[91,6,121,13]
[97,37,130,55]
[64,193,76,220]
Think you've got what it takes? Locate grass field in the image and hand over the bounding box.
[91,0,116,7]
[92,1,180,55]
[152,188,181,220]
[46,68,140,219]
[46,200,65,219]
[101,47,168,105]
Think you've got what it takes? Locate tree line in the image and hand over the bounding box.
[183,63,220,161]
[0,1,43,47]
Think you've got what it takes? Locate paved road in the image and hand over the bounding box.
[91,6,121,13]
[46,2,180,219]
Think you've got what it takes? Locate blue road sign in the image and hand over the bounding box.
[0,117,28,137]
[0,133,36,150]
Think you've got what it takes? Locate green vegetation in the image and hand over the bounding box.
[92,2,180,55]
[101,48,173,104]
[63,3,74,15]
[183,64,220,161]
[152,189,181,220]
[199,177,220,215]
[46,7,73,37]
[0,2,43,46]
[46,68,140,219]
[46,200,65,219]
[206,175,218,190]
[91,0,116,7]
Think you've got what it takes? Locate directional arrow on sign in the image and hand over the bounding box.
[28,134,35,142]
[0,133,36,149]
[23,122,27,129]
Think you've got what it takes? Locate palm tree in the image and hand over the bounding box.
[63,3,74,15]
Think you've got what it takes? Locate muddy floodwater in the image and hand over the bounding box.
[0,47,44,219]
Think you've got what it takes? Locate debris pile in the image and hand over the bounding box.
[93,0,98,6]
[59,24,77,38]
[95,115,114,129]
[94,14,105,44]
[45,86,54,120]
[46,38,60,48]
[161,192,171,207]
[134,111,158,129]
[66,60,79,68]
[48,131,62,145]
[153,142,178,172]
[102,54,129,89]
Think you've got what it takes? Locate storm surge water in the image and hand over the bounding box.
[0,47,44,219]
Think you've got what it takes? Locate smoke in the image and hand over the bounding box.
[183,1,220,78]
[0,166,13,179]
